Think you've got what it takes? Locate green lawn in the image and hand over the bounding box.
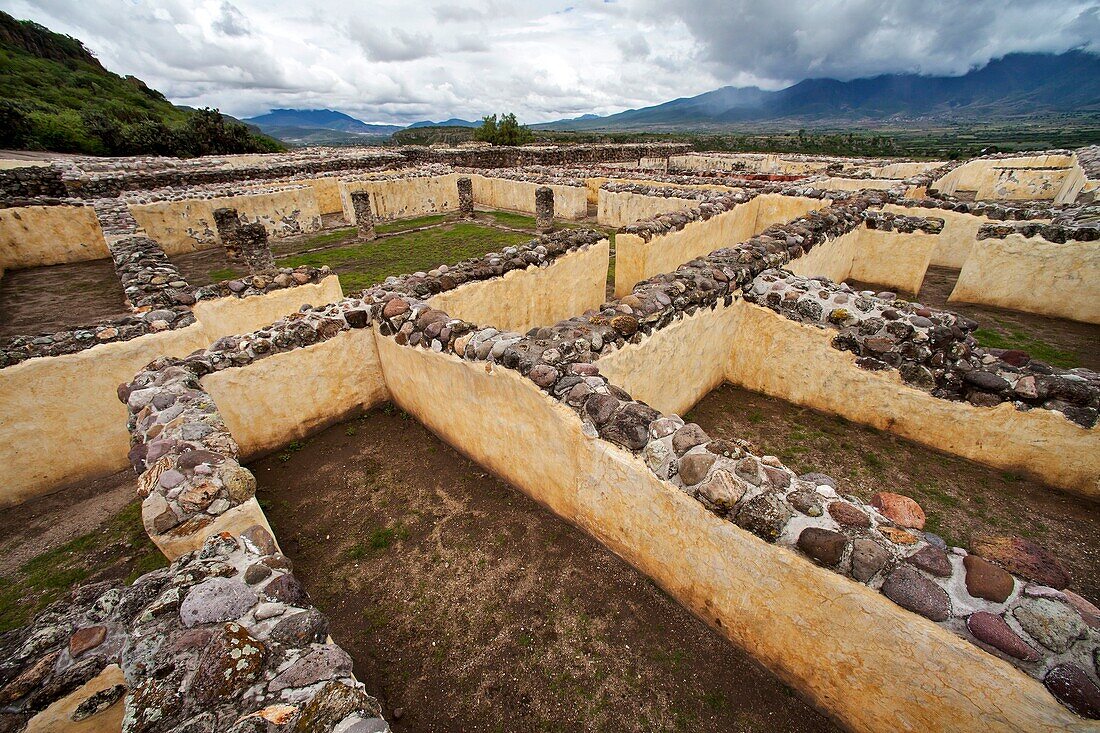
[973,324,1080,369]
[0,501,167,633]
[208,212,614,293]
[223,221,534,294]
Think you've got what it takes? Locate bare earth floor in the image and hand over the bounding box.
[0,257,128,338]
[686,384,1100,603]
[253,406,840,733]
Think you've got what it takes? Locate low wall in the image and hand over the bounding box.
[291,176,344,216]
[669,153,830,176]
[192,275,342,338]
[428,239,609,333]
[471,175,588,220]
[202,328,389,459]
[374,336,1088,732]
[950,235,1100,323]
[596,300,1099,497]
[787,225,937,296]
[613,195,827,297]
[340,173,460,223]
[933,154,1075,198]
[976,167,1072,201]
[0,278,342,506]
[596,188,703,228]
[0,323,209,506]
[816,177,902,192]
[129,188,323,254]
[0,204,108,268]
[884,203,999,268]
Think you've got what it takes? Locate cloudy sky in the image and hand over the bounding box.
[3,0,1098,124]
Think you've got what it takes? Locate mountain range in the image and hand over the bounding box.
[247,51,1100,144]
[535,51,1100,131]
[242,110,477,144]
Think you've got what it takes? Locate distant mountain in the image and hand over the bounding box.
[536,51,1100,131]
[243,109,402,136]
[406,118,478,128]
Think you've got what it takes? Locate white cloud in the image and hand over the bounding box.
[1,0,1094,124]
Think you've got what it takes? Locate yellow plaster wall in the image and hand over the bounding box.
[192,276,343,338]
[786,225,937,296]
[340,174,460,223]
[201,328,389,459]
[373,335,1091,732]
[0,323,210,507]
[933,155,1075,197]
[596,188,702,228]
[0,205,108,268]
[470,175,588,220]
[883,203,1004,269]
[613,194,829,297]
[0,280,344,506]
[428,240,609,333]
[129,188,323,255]
[950,235,1100,324]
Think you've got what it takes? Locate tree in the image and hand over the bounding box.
[474,112,534,146]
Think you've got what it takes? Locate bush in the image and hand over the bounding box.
[474,112,534,146]
[0,101,32,148]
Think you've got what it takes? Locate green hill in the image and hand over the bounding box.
[0,10,283,156]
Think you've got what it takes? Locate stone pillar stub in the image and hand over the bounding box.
[535,185,554,233]
[213,207,275,274]
[350,191,377,241]
[457,177,474,218]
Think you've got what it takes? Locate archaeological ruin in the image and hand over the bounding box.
[0,142,1098,732]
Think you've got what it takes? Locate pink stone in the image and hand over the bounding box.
[870,492,926,529]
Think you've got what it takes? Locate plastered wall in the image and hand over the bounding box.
[202,328,389,460]
[0,205,109,268]
[669,154,831,176]
[950,235,1100,324]
[372,336,1089,732]
[0,277,342,506]
[614,195,829,297]
[471,176,588,220]
[340,174,460,224]
[428,240,610,333]
[883,203,1002,269]
[816,177,902,192]
[596,189,703,228]
[976,168,1072,201]
[786,225,937,296]
[597,299,1098,497]
[933,155,1075,197]
[130,188,323,255]
[0,323,209,506]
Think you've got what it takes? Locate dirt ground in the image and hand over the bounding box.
[0,470,164,633]
[0,257,128,338]
[253,406,839,733]
[851,266,1099,371]
[686,384,1100,602]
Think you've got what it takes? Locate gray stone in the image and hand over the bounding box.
[678,452,715,486]
[271,609,329,648]
[180,578,256,627]
[797,527,848,567]
[1012,597,1086,653]
[268,645,353,692]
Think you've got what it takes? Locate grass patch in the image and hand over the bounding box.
[375,214,449,234]
[0,501,166,633]
[278,222,532,294]
[209,266,242,282]
[973,327,1079,369]
[278,440,305,463]
[346,522,410,559]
